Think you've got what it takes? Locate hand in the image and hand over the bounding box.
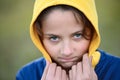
[69,54,98,80]
[41,61,68,80]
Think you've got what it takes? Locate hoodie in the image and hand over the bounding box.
[30,0,101,68]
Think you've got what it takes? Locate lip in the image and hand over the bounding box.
[59,57,76,62]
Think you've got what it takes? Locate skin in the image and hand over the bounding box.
[40,9,97,80]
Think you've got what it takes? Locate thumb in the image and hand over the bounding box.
[41,60,50,80]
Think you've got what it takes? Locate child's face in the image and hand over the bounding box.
[42,9,91,69]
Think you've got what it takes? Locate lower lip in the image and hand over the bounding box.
[60,58,75,62]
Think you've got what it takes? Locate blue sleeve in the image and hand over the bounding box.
[95,50,120,80]
[16,71,23,80]
[16,57,46,80]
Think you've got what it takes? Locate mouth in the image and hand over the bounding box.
[59,57,77,63]
[54,57,81,70]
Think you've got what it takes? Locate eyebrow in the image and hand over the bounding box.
[72,30,83,34]
[73,30,83,34]
[43,30,83,37]
[43,33,60,37]
[71,30,83,35]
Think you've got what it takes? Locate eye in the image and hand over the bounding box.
[49,35,59,42]
[73,33,82,39]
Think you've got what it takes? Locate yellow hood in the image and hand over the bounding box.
[30,0,101,67]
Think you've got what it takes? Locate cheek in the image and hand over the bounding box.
[43,40,59,57]
[75,40,90,53]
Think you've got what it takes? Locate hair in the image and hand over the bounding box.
[34,5,95,40]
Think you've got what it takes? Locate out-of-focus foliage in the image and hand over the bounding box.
[95,0,120,55]
[0,0,120,80]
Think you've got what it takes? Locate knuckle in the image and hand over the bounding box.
[83,74,91,80]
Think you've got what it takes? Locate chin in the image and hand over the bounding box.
[60,62,77,70]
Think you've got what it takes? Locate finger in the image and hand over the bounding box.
[46,63,57,79]
[55,66,62,79]
[82,54,91,79]
[71,65,77,80]
[76,62,83,79]
[41,60,50,80]
[89,56,93,67]
[62,70,67,80]
[69,70,72,80]
[67,76,69,80]
[92,68,98,80]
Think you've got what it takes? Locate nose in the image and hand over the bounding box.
[60,41,73,56]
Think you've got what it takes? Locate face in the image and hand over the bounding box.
[41,9,91,69]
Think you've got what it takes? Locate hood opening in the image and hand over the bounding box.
[30,0,101,67]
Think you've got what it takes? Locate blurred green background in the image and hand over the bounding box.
[0,0,120,80]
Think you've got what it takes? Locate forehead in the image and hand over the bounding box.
[41,9,84,35]
[42,9,80,25]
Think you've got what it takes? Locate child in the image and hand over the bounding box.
[16,0,120,80]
